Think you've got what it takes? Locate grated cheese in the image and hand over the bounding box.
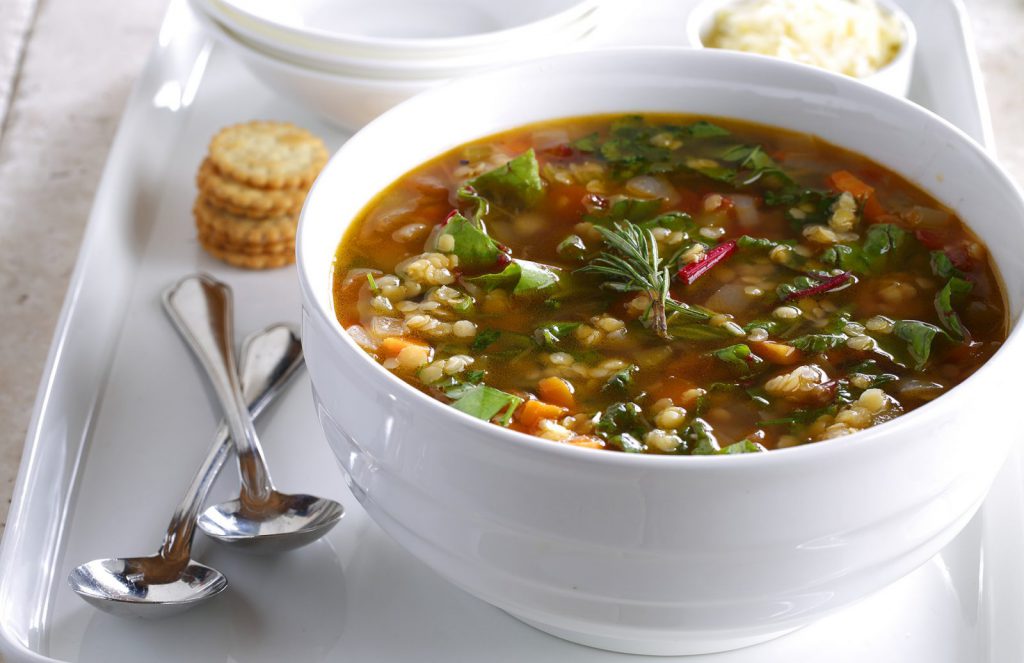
[705,0,904,78]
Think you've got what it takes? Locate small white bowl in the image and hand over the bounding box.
[685,0,917,97]
[210,7,599,81]
[298,47,1024,655]
[193,4,446,130]
[209,0,599,59]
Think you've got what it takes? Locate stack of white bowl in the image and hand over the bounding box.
[190,0,601,130]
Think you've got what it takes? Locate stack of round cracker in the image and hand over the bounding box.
[194,121,328,269]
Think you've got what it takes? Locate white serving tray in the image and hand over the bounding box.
[0,0,1014,661]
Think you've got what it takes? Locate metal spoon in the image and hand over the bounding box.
[163,273,343,553]
[67,323,306,618]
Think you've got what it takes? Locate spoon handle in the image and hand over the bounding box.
[158,324,304,564]
[163,274,276,505]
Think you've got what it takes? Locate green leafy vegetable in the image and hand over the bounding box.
[610,433,645,453]
[822,225,914,276]
[602,365,639,393]
[930,251,964,280]
[471,328,501,351]
[595,401,650,440]
[711,344,764,375]
[776,275,822,301]
[534,321,580,348]
[764,187,839,226]
[437,213,504,270]
[456,185,489,223]
[845,359,898,389]
[450,385,523,426]
[465,261,520,291]
[685,418,721,455]
[687,120,731,138]
[465,259,560,295]
[719,144,789,186]
[584,197,662,226]
[556,234,588,261]
[935,276,973,341]
[861,223,911,272]
[513,260,561,295]
[717,440,767,454]
[790,333,848,353]
[467,149,543,208]
[892,319,943,370]
[570,116,732,178]
[639,211,697,235]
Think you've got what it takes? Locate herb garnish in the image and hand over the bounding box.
[578,221,721,340]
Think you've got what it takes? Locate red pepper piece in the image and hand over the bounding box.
[677,240,737,285]
[784,272,852,301]
[545,144,575,158]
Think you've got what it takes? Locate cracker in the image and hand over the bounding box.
[193,197,297,244]
[196,227,294,256]
[208,121,327,189]
[197,159,308,218]
[200,241,296,270]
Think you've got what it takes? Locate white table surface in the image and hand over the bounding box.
[0,0,1020,543]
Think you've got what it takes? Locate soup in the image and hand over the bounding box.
[331,114,1006,454]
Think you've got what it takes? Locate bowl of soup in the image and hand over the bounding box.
[297,48,1024,655]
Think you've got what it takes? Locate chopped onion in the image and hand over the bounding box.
[625,175,679,204]
[343,267,382,289]
[896,379,945,401]
[371,316,406,338]
[704,283,751,315]
[731,194,760,228]
[532,129,570,151]
[346,324,378,351]
[909,205,952,229]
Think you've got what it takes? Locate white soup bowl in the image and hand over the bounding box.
[297,48,1024,655]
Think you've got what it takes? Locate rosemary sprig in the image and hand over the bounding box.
[578,222,710,339]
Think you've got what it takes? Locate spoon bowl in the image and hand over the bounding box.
[68,555,228,619]
[198,492,345,552]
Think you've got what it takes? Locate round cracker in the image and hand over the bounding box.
[208,121,327,189]
[197,159,308,218]
[198,234,296,270]
[196,227,294,256]
[194,196,297,244]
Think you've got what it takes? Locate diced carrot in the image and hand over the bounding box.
[829,170,886,221]
[752,341,802,365]
[378,336,429,359]
[829,170,874,198]
[516,399,567,428]
[567,435,605,450]
[537,377,576,411]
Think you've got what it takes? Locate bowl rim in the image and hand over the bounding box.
[208,0,599,54]
[297,46,1024,467]
[683,0,918,85]
[197,7,449,88]
[212,8,600,80]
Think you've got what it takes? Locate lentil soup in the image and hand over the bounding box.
[331,114,1006,455]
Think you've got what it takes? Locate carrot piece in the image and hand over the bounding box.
[516,399,567,428]
[752,341,802,365]
[567,435,605,450]
[538,377,576,410]
[829,170,874,198]
[829,170,885,221]
[378,336,429,359]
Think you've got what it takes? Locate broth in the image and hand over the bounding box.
[331,114,1006,454]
